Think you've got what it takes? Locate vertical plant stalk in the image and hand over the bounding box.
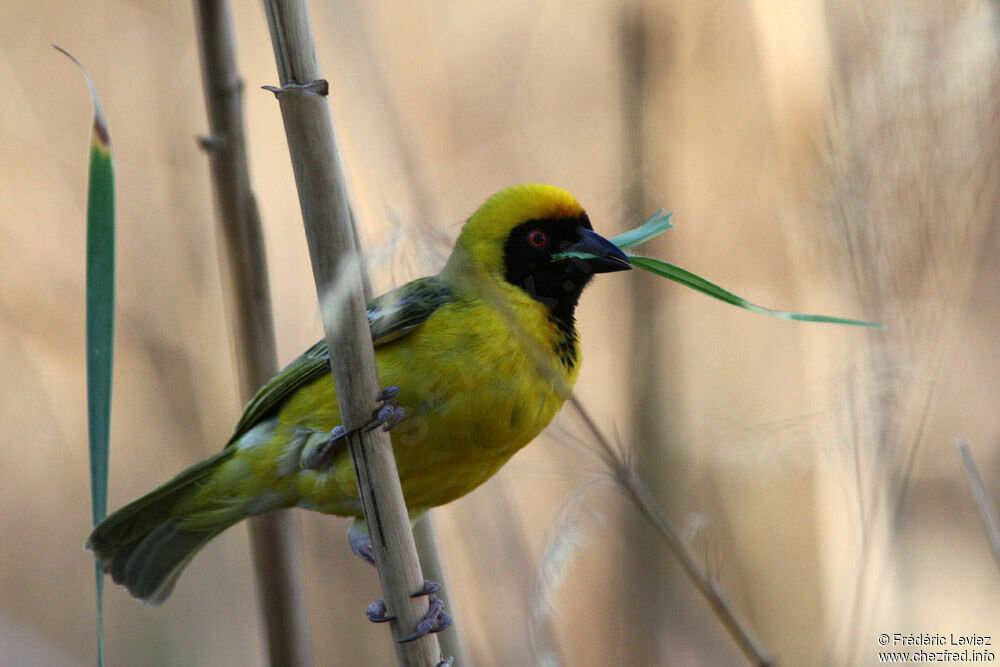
[411,517,471,665]
[193,2,313,665]
[618,5,668,663]
[261,2,441,664]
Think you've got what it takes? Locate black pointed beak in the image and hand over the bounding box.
[564,228,632,273]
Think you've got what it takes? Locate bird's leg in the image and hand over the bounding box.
[349,524,377,566]
[350,524,392,624]
[350,522,453,640]
[301,385,405,470]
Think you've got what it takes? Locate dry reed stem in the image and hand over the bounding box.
[261,2,441,664]
[410,517,471,665]
[618,5,673,663]
[193,1,313,663]
[567,395,776,667]
[957,440,1000,577]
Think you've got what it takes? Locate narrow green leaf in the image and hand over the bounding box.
[56,45,114,667]
[552,207,878,327]
[552,210,674,261]
[628,255,883,327]
[609,209,673,250]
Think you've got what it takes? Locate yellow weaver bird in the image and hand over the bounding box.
[88,184,631,635]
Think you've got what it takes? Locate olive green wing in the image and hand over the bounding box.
[367,276,454,345]
[226,339,330,444]
[226,277,454,444]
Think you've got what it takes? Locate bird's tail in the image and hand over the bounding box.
[86,447,243,606]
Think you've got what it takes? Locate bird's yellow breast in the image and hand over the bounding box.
[271,286,580,516]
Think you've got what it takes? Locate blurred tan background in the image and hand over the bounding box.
[3,1,1000,665]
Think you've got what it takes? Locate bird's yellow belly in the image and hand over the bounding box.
[389,380,559,509]
[284,308,573,517]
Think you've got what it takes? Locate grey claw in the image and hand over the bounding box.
[398,593,452,643]
[381,406,405,431]
[362,385,405,433]
[307,386,404,469]
[411,580,440,597]
[377,385,401,401]
[366,598,395,623]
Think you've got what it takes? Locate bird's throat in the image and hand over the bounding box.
[502,265,586,372]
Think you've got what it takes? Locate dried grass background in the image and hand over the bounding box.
[3,1,999,665]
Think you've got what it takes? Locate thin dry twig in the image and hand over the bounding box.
[261,2,441,664]
[957,440,1000,576]
[410,518,471,666]
[193,1,312,663]
[566,395,776,667]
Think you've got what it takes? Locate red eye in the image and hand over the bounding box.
[527,230,548,248]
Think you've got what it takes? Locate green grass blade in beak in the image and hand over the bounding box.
[564,229,633,273]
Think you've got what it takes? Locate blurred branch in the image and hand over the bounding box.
[618,5,665,664]
[958,440,1000,576]
[261,2,441,664]
[567,395,775,667]
[193,2,313,664]
[411,517,471,665]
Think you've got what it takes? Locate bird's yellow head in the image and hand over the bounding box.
[443,184,631,321]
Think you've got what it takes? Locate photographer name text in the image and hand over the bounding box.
[886,635,992,648]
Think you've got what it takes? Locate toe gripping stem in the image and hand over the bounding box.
[398,580,452,644]
[366,580,453,644]
[302,385,405,470]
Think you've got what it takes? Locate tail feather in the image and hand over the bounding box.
[87,448,240,605]
[104,520,232,605]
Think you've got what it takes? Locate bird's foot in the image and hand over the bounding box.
[399,581,452,643]
[366,598,395,623]
[363,385,406,433]
[364,580,453,643]
[301,385,405,470]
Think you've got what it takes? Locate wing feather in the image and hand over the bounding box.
[226,277,453,444]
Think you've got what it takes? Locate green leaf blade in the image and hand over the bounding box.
[629,255,883,328]
[58,45,115,667]
[551,210,674,262]
[609,210,673,250]
[553,208,879,327]
[86,138,114,523]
